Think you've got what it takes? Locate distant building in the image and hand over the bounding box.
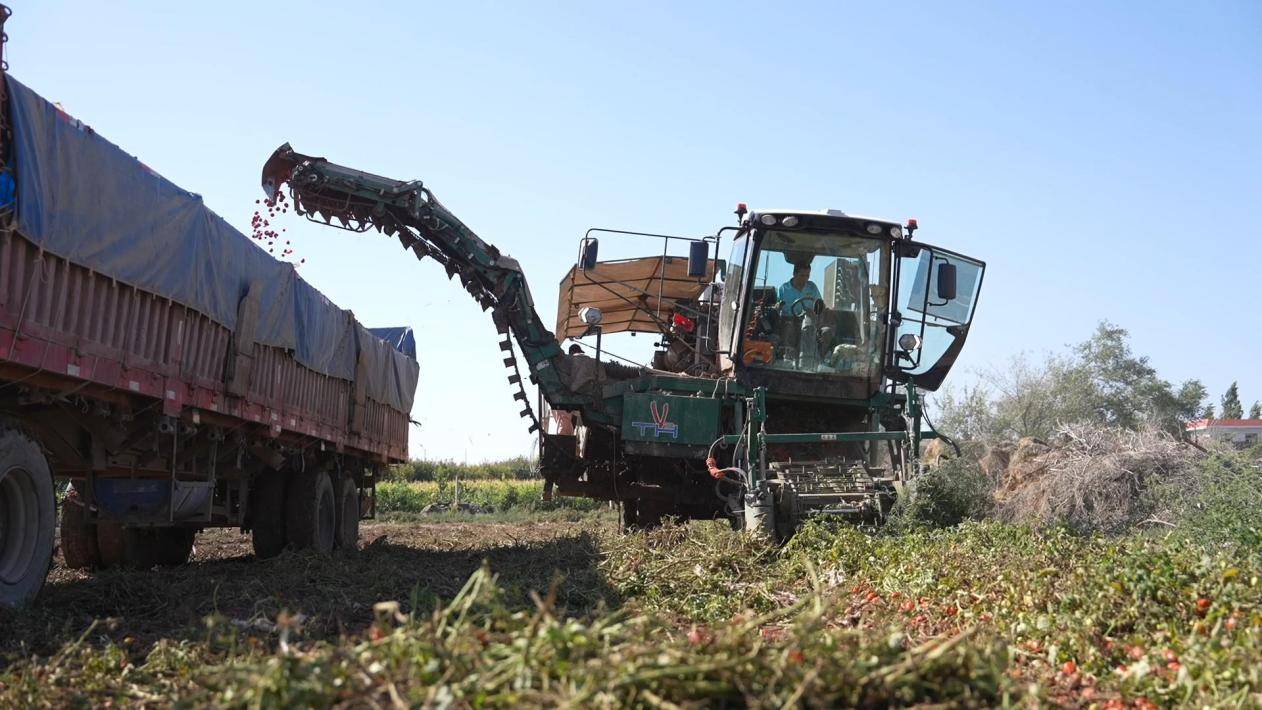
[1185,419,1262,448]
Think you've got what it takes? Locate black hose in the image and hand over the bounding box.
[921,401,962,457]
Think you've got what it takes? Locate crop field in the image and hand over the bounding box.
[1,473,1259,708]
[376,479,604,516]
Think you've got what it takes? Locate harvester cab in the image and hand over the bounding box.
[260,143,986,538]
[719,209,983,395]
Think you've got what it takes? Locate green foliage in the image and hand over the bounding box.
[1250,401,1262,419]
[1151,451,1262,551]
[887,457,994,532]
[930,383,994,443]
[4,518,1262,706]
[384,456,538,482]
[1221,382,1244,419]
[376,480,602,515]
[934,322,1208,442]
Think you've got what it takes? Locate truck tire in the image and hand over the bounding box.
[95,525,196,569]
[61,486,101,570]
[147,528,196,566]
[95,524,151,569]
[0,429,56,608]
[335,478,359,551]
[251,472,288,559]
[286,469,335,553]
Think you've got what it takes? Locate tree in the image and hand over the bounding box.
[1071,322,1204,432]
[931,383,996,442]
[1201,403,1215,419]
[1221,382,1244,419]
[1250,401,1261,419]
[934,322,1207,442]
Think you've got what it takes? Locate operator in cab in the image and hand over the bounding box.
[778,262,821,315]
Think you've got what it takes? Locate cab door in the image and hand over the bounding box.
[889,242,985,390]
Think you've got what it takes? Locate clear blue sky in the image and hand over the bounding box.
[12,1,1260,459]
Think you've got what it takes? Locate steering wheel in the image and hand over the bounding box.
[788,296,821,317]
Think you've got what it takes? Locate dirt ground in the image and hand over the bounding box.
[1,517,619,667]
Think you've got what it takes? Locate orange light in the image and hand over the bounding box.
[907,218,918,229]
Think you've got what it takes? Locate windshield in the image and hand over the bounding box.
[742,230,888,382]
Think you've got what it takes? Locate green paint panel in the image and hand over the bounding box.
[621,393,721,446]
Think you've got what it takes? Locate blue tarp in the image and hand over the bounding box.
[6,76,418,412]
[368,327,417,359]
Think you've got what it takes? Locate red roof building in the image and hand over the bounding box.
[1185,419,1262,448]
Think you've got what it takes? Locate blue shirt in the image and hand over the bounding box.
[778,280,822,315]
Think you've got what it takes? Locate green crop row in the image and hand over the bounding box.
[375,479,603,515]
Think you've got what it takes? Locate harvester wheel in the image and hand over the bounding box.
[335,478,359,551]
[251,471,289,559]
[286,469,336,554]
[60,486,100,570]
[0,429,55,608]
[621,499,666,531]
[620,499,639,532]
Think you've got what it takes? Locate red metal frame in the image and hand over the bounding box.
[0,230,408,462]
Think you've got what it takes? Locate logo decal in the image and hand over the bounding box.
[631,400,679,439]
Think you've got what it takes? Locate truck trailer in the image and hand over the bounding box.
[0,12,419,607]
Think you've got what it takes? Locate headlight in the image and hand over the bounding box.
[759,214,778,226]
[866,223,882,234]
[898,333,922,351]
[889,225,903,238]
[781,215,800,227]
[579,306,603,325]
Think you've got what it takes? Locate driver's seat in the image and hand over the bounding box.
[834,310,861,344]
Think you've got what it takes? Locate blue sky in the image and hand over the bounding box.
[14,1,1261,459]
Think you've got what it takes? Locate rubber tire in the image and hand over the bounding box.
[286,470,336,554]
[251,471,289,559]
[94,524,193,569]
[0,429,55,608]
[335,478,359,551]
[620,499,639,532]
[621,499,666,532]
[61,486,101,570]
[148,528,196,566]
[95,521,128,569]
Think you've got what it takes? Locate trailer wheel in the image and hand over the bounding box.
[91,524,155,569]
[61,486,100,570]
[251,472,288,559]
[0,429,56,608]
[157,528,196,565]
[95,521,127,568]
[95,525,197,570]
[335,478,359,551]
[286,470,335,553]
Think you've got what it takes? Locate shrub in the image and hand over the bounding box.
[1151,451,1262,551]
[886,457,994,531]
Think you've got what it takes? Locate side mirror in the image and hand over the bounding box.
[936,262,957,301]
[687,241,709,278]
[580,238,599,270]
